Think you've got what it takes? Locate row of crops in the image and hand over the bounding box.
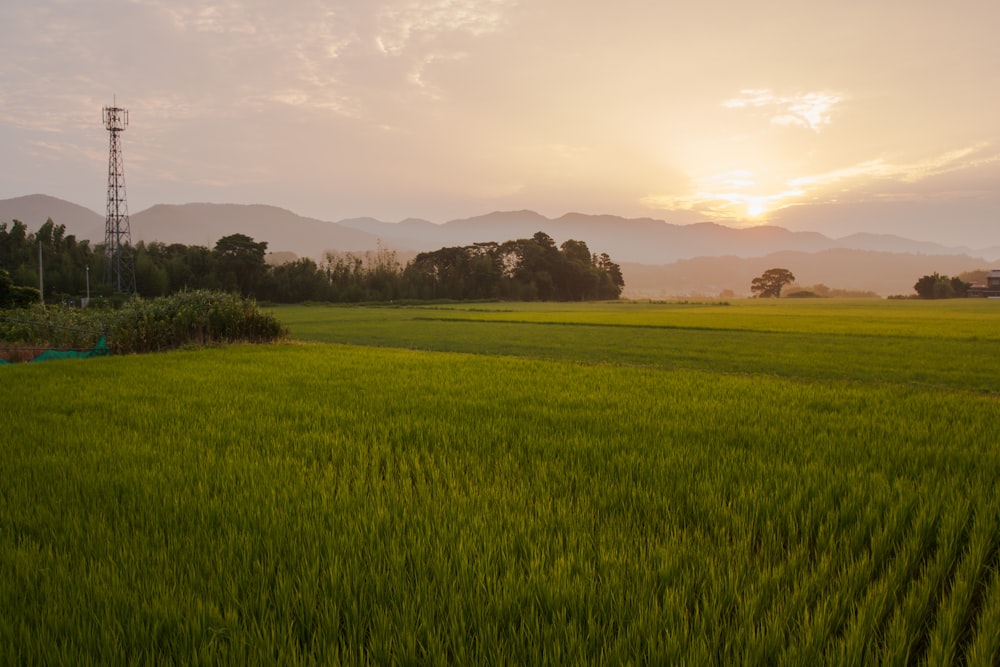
[0,290,284,361]
[2,300,999,664]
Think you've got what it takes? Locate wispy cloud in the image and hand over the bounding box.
[789,143,999,189]
[3,0,998,237]
[373,0,515,99]
[153,0,259,34]
[723,89,843,131]
[123,1,518,112]
[375,0,513,55]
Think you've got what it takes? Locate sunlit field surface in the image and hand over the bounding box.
[285,298,1000,338]
[279,299,1000,394]
[3,300,999,664]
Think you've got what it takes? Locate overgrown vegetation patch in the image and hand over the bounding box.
[1,290,284,358]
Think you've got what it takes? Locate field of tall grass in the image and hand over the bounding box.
[2,299,998,664]
[278,299,1000,393]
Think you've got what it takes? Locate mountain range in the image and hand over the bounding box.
[3,194,997,297]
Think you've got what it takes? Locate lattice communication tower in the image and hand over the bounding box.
[103,103,136,294]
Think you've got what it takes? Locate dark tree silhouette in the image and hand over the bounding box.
[3,221,624,303]
[751,268,796,298]
[0,268,40,308]
[404,233,624,301]
[214,233,268,296]
[913,272,970,299]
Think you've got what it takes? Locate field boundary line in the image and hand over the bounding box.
[409,315,986,342]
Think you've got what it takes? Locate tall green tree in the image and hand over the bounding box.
[133,242,170,297]
[0,220,34,287]
[214,234,268,296]
[596,253,625,299]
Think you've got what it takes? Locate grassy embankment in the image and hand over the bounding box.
[2,299,999,664]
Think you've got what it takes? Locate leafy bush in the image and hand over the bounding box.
[1,290,285,356]
[0,303,99,352]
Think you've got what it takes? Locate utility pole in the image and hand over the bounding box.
[38,240,44,305]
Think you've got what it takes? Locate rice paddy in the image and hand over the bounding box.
[2,299,998,664]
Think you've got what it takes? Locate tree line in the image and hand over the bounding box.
[1,219,94,305]
[912,272,972,299]
[1,219,624,304]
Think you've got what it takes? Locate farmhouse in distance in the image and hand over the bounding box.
[968,269,1000,298]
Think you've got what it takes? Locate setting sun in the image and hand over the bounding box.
[746,199,768,218]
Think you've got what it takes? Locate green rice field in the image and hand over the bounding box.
[2,299,999,664]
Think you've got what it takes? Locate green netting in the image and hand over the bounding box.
[0,336,108,365]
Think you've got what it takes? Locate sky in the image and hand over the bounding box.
[1,0,998,246]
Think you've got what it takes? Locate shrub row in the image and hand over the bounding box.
[105,290,286,354]
[1,290,285,356]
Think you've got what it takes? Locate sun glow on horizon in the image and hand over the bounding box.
[745,199,768,218]
[641,190,794,223]
[639,81,1000,226]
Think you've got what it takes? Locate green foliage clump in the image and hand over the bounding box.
[405,232,624,301]
[913,272,971,299]
[1,219,99,304]
[319,246,407,302]
[104,290,286,354]
[0,302,102,356]
[0,268,40,308]
[1,290,285,357]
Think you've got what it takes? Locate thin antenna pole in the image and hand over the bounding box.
[38,241,44,305]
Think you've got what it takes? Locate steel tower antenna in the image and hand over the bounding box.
[103,102,136,294]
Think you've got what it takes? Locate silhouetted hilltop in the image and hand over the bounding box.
[0,194,104,240]
[130,203,380,254]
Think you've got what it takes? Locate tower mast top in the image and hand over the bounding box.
[103,105,128,131]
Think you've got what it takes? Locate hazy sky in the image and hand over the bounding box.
[2,0,998,245]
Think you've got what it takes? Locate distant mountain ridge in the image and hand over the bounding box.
[336,209,1000,264]
[2,194,997,296]
[131,203,379,254]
